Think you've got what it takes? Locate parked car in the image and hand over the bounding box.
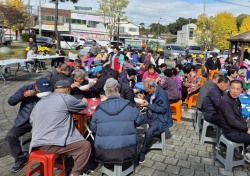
[164,44,185,60]
[221,49,229,61]
[205,51,219,60]
[79,48,89,57]
[60,34,86,50]
[36,36,56,48]
[186,46,201,56]
[131,46,141,52]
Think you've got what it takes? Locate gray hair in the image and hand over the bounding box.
[72,69,86,78]
[105,87,120,98]
[143,78,156,88]
[238,69,246,76]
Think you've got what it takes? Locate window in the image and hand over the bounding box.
[189,28,194,40]
[71,18,86,24]
[119,26,125,32]
[128,28,137,32]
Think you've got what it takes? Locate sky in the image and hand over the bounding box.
[22,0,250,26]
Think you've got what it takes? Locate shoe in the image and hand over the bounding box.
[139,153,145,164]
[245,153,250,163]
[11,157,28,173]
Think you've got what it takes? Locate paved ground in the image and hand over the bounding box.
[1,64,250,176]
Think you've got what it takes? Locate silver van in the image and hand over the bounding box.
[164,44,185,60]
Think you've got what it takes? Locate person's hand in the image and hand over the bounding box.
[136,93,144,99]
[24,90,36,97]
[91,81,96,86]
[140,100,149,107]
[82,98,88,102]
[118,69,122,73]
[247,128,250,135]
[71,82,80,88]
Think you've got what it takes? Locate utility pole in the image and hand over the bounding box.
[203,0,206,15]
[55,0,60,48]
[117,15,120,45]
[157,17,162,51]
[38,0,42,36]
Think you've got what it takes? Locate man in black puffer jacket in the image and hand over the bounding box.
[5,78,53,173]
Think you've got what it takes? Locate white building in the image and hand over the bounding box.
[118,22,139,36]
[176,23,197,46]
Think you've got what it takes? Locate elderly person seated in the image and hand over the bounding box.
[238,69,250,91]
[96,49,108,61]
[68,69,91,99]
[69,59,83,74]
[90,66,111,98]
[142,64,160,82]
[50,64,70,86]
[27,47,38,59]
[182,65,201,100]
[136,78,172,163]
[159,69,181,104]
[90,81,144,166]
[30,80,91,176]
[119,69,137,88]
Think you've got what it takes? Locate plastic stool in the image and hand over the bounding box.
[200,76,207,86]
[209,70,220,80]
[186,93,198,109]
[26,150,66,176]
[216,134,245,172]
[200,120,220,144]
[196,68,202,76]
[170,100,182,123]
[194,110,204,133]
[101,161,134,176]
[150,132,166,154]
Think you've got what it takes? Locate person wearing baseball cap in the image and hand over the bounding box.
[103,44,125,80]
[91,66,111,98]
[29,79,90,176]
[5,77,53,173]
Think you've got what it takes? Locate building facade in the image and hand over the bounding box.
[176,23,197,46]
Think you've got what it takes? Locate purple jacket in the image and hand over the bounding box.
[174,75,182,98]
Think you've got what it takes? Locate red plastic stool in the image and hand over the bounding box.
[26,150,66,176]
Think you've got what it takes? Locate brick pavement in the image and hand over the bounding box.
[0,66,250,176]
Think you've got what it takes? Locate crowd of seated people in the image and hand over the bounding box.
[6,43,250,175]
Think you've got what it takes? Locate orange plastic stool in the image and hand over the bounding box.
[170,100,182,123]
[186,93,198,109]
[196,68,202,76]
[26,150,66,176]
[209,70,220,80]
[200,76,207,87]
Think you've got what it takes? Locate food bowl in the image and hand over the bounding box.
[79,85,90,91]
[134,98,145,104]
[36,91,51,98]
[247,92,250,96]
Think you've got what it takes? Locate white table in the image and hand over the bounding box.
[27,55,66,72]
[0,59,30,85]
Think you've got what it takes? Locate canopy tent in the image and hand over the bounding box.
[227,31,250,62]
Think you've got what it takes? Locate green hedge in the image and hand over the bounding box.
[21,33,29,42]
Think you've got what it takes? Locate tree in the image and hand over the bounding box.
[167,17,197,35]
[195,14,213,50]
[51,0,78,48]
[212,12,237,50]
[239,16,250,33]
[98,0,129,42]
[236,14,248,30]
[148,23,167,36]
[0,4,27,42]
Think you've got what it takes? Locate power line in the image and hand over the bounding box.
[214,0,250,8]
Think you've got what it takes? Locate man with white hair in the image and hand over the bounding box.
[137,78,172,163]
[90,79,144,165]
